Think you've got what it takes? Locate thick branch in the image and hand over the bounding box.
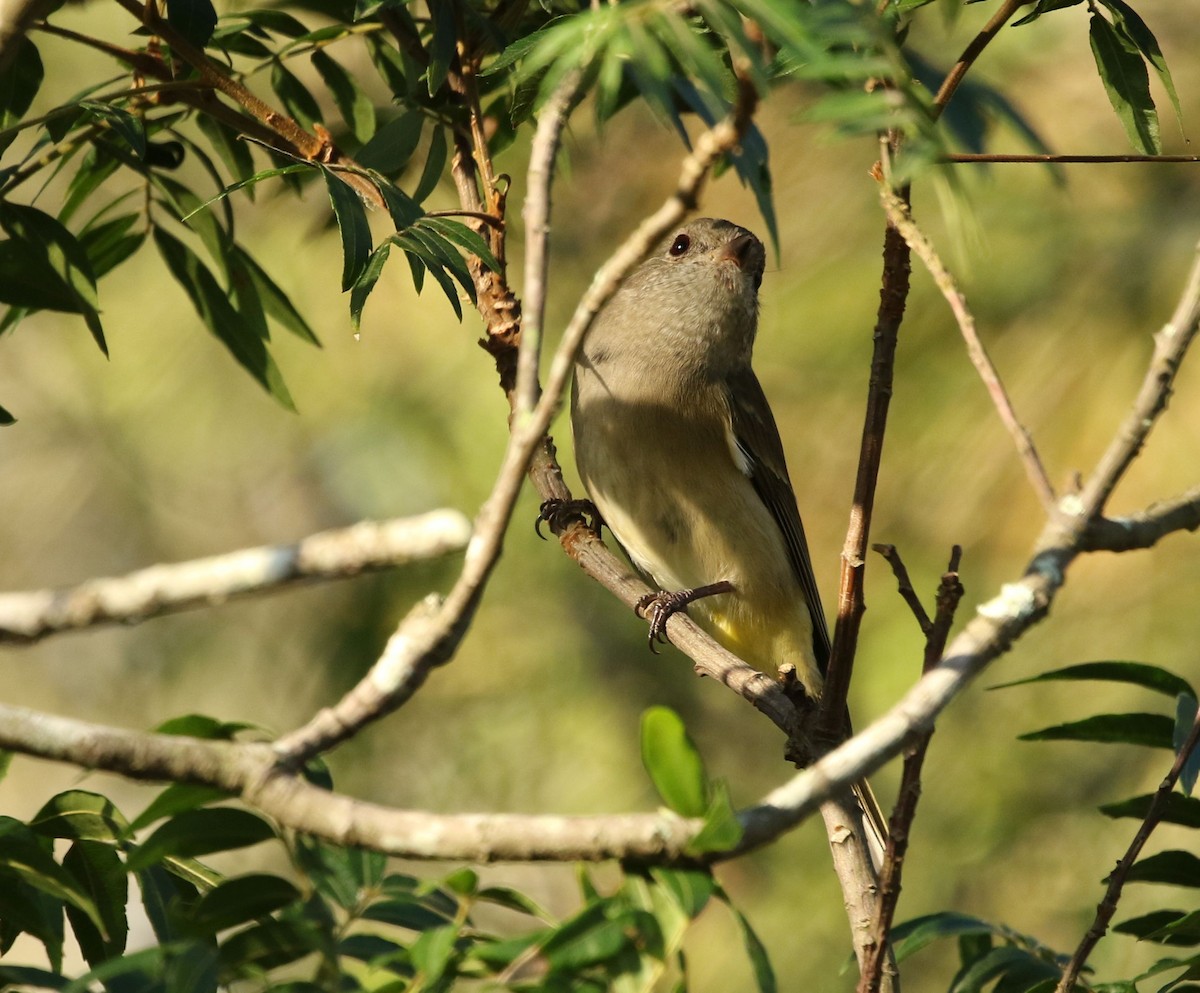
[1081,486,1200,552]
[0,512,471,643]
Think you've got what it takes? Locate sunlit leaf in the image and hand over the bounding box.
[1089,11,1160,154]
[995,661,1194,698]
[640,706,709,817]
[1011,0,1084,28]
[30,791,130,844]
[1020,713,1176,748]
[1098,0,1183,135]
[323,168,372,290]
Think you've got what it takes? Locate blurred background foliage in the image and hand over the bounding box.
[2,0,1200,988]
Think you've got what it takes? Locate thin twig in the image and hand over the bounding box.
[860,548,963,993]
[872,544,932,635]
[881,189,1058,512]
[946,153,1200,165]
[933,0,1036,113]
[1055,705,1200,993]
[0,512,471,643]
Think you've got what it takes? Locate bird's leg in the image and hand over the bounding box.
[635,580,735,653]
[536,498,603,539]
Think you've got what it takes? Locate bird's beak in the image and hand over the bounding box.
[720,233,759,270]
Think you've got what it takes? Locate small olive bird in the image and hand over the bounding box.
[570,217,886,849]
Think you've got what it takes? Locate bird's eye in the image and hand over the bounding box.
[668,233,691,257]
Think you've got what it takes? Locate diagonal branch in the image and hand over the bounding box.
[881,189,1057,511]
[0,512,470,643]
[1081,486,1200,552]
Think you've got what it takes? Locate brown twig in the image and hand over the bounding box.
[859,547,963,993]
[880,190,1057,512]
[1055,705,1200,993]
[946,153,1200,164]
[933,0,1037,114]
[872,544,932,635]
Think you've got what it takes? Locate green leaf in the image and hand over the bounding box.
[0,203,105,354]
[323,168,372,291]
[950,945,1059,992]
[362,896,452,931]
[1089,11,1160,154]
[350,242,390,333]
[63,841,128,967]
[411,126,447,204]
[78,212,145,279]
[540,901,631,971]
[394,231,463,318]
[217,917,320,978]
[154,174,232,282]
[29,791,131,844]
[137,864,200,943]
[1098,0,1183,135]
[311,51,375,144]
[411,924,459,983]
[131,785,231,832]
[126,807,276,871]
[271,62,322,130]
[1176,695,1200,796]
[890,912,1002,963]
[153,227,295,409]
[184,874,301,935]
[355,111,423,176]
[1099,793,1200,827]
[233,248,321,345]
[0,818,105,938]
[0,876,65,971]
[1116,910,1200,946]
[0,404,14,426]
[1126,850,1200,888]
[717,891,777,993]
[78,100,146,160]
[476,885,550,920]
[154,713,256,739]
[167,0,218,48]
[416,215,500,273]
[995,661,1194,698]
[0,965,68,990]
[425,0,456,95]
[196,115,256,191]
[0,37,43,156]
[650,868,716,920]
[641,706,709,817]
[1011,0,1084,27]
[686,780,743,855]
[1020,713,1176,748]
[293,836,384,910]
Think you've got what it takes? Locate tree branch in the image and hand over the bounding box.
[1055,704,1200,993]
[1081,486,1200,552]
[880,189,1057,512]
[933,0,1037,113]
[0,512,471,644]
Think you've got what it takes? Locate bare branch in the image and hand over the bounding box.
[1055,705,1200,993]
[1077,241,1200,516]
[881,189,1057,512]
[872,544,933,635]
[1081,486,1200,552]
[933,0,1037,113]
[947,153,1200,165]
[0,512,471,644]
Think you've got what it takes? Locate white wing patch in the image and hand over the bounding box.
[725,423,754,477]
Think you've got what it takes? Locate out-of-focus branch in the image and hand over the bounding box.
[1055,705,1200,993]
[859,547,963,993]
[880,190,1057,511]
[1081,486,1200,552]
[947,153,1200,164]
[272,78,762,767]
[0,512,471,644]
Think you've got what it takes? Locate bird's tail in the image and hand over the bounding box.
[852,778,890,870]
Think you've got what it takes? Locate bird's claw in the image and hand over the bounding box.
[634,581,736,654]
[536,498,603,540]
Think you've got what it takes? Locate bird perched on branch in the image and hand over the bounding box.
[569,216,887,850]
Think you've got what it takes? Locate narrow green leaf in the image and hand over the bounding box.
[1020,713,1176,748]
[365,33,408,98]
[0,965,68,990]
[350,242,389,333]
[687,780,743,855]
[995,661,1194,698]
[394,232,462,319]
[640,706,709,817]
[63,841,128,967]
[78,210,143,278]
[154,713,255,739]
[717,892,777,993]
[293,835,388,911]
[153,227,295,409]
[339,932,406,964]
[153,174,232,281]
[217,917,320,978]
[650,868,716,920]
[476,885,550,921]
[950,945,1059,992]
[182,163,312,219]
[1012,0,1084,27]
[195,116,256,191]
[241,9,310,38]
[1126,850,1200,888]
[1176,695,1200,796]
[78,100,146,160]
[323,168,372,290]
[411,125,447,204]
[355,111,423,176]
[233,249,321,345]
[137,864,200,943]
[0,405,14,426]
[375,174,422,227]
[540,902,631,971]
[0,874,65,971]
[411,924,459,982]
[0,203,105,354]
[184,874,301,935]
[362,896,452,931]
[1098,0,1183,134]
[271,62,322,130]
[416,215,499,273]
[311,51,375,143]
[1089,11,1160,154]
[426,0,456,95]
[127,807,275,871]
[0,818,106,937]
[131,785,231,832]
[1117,910,1200,946]
[0,38,44,155]
[167,0,218,48]
[1100,792,1200,827]
[889,912,1003,963]
[30,791,130,844]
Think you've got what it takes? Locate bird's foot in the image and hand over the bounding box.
[536,498,603,539]
[634,580,735,654]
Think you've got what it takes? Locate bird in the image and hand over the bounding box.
[569,216,887,850]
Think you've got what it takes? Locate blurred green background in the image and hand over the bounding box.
[3,0,1200,988]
